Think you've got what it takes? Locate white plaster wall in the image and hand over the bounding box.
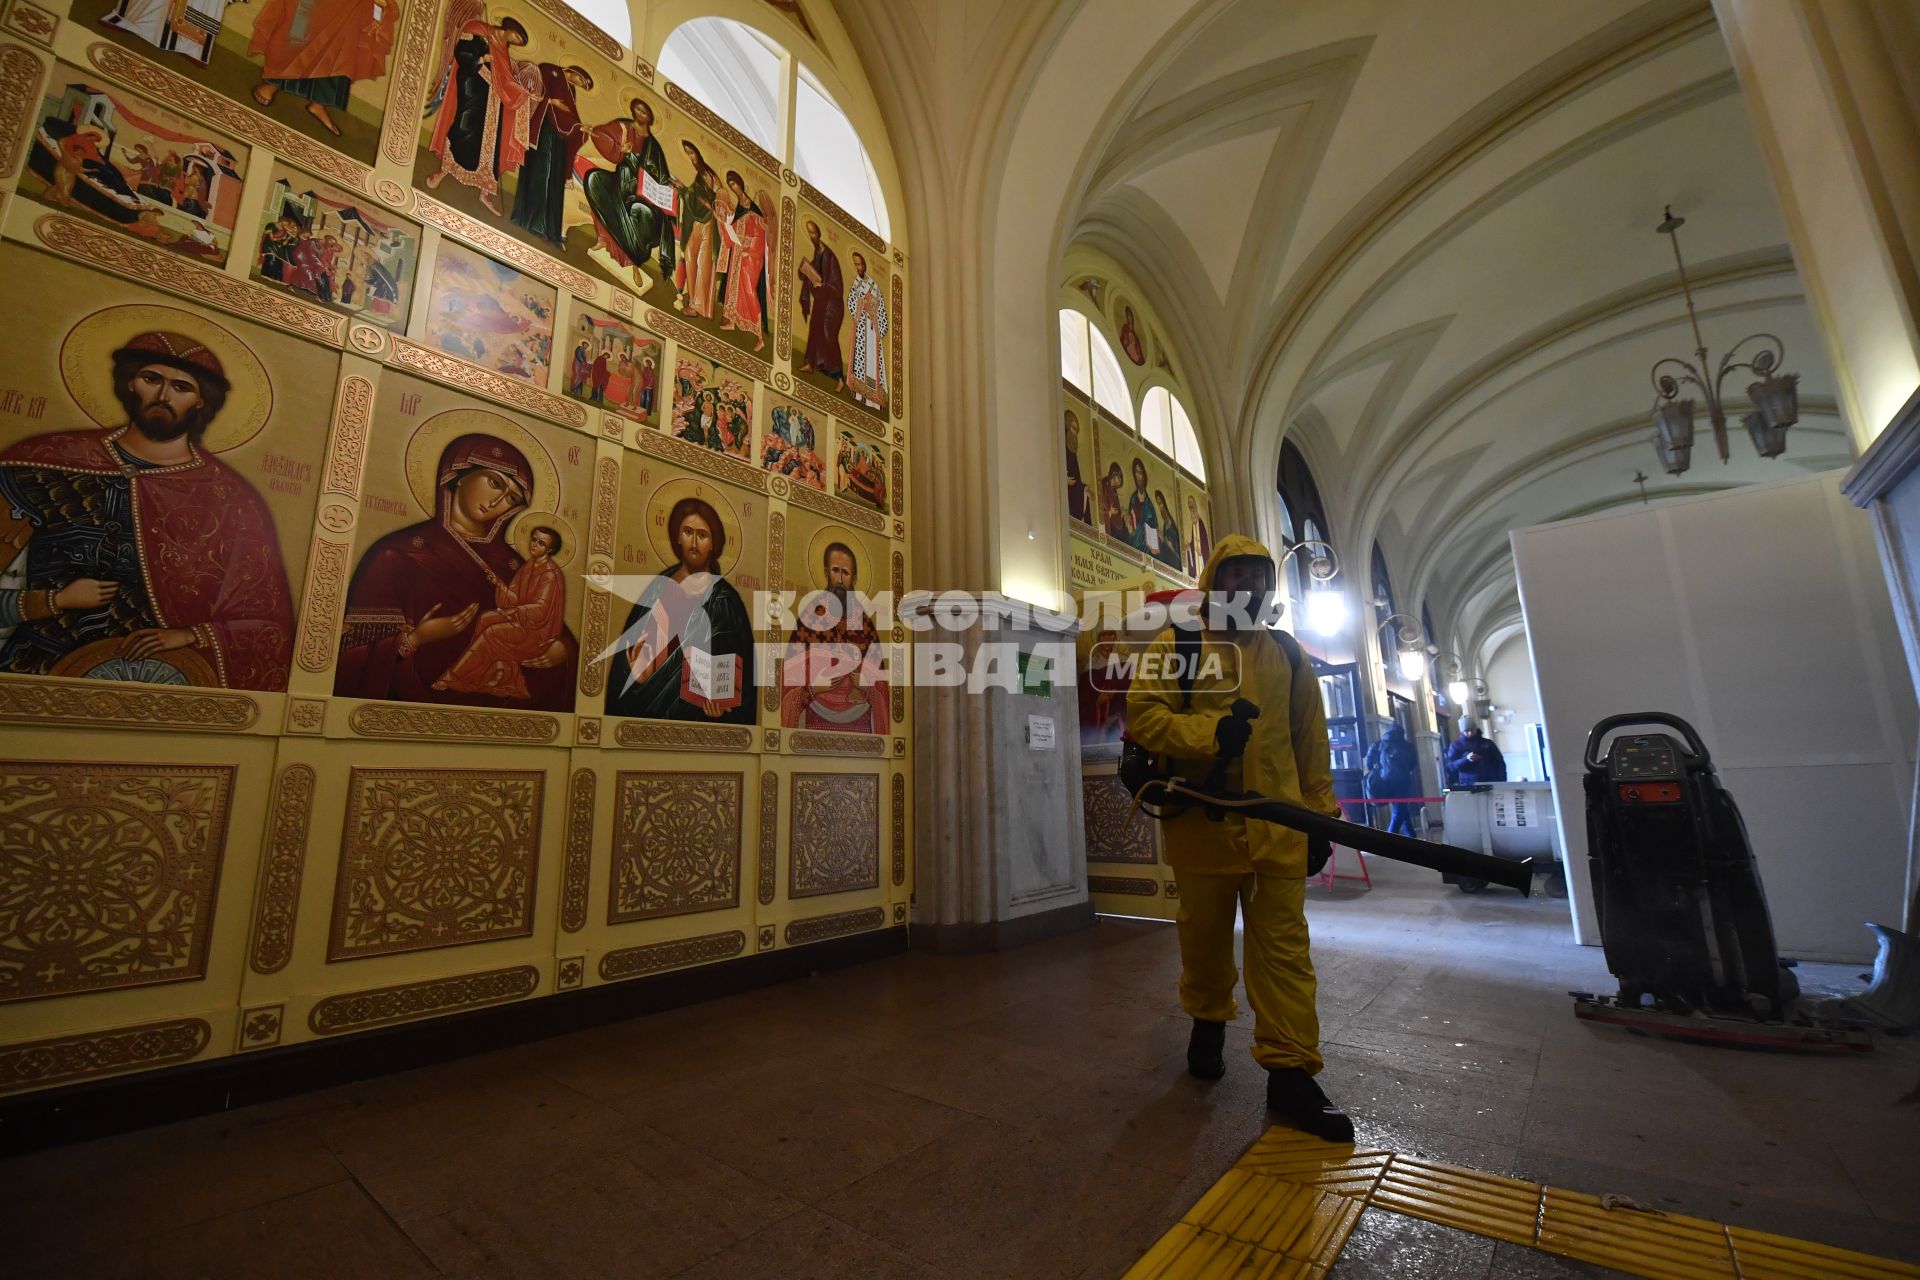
[1484,636,1545,780]
[1512,471,1915,961]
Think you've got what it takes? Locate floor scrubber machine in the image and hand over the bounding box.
[1571,712,1873,1052]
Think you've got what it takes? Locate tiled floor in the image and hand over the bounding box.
[4,859,1916,1278]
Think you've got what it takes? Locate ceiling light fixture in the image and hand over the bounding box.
[1648,206,1798,475]
[1377,612,1427,682]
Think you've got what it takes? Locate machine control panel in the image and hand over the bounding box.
[1606,733,1682,782]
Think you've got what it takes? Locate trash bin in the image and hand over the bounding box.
[1440,781,1563,894]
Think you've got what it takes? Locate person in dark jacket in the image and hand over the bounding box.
[1445,721,1507,786]
[1364,723,1420,835]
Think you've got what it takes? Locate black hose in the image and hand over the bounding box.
[1139,778,1535,896]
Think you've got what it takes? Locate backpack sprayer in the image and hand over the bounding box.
[1123,698,1535,895]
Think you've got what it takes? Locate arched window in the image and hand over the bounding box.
[1371,542,1404,678]
[1058,309,1091,394]
[658,18,783,156]
[1276,492,1302,604]
[1278,439,1335,602]
[794,67,890,241]
[565,0,631,46]
[1140,387,1174,452]
[1088,326,1134,425]
[1170,397,1204,480]
[1141,388,1208,481]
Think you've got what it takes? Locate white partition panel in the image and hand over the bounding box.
[1512,471,1915,961]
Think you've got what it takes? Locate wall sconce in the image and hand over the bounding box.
[1279,539,1343,636]
[1377,612,1426,681]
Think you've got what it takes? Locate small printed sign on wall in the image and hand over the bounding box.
[1027,715,1056,750]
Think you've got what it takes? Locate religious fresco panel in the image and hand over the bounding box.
[413,1,780,362]
[1177,475,1214,582]
[331,371,593,712]
[1062,384,1096,533]
[72,0,398,165]
[776,508,885,735]
[251,161,419,330]
[832,429,885,513]
[790,200,889,420]
[560,301,661,425]
[666,347,753,461]
[602,451,767,726]
[1092,410,1185,577]
[760,391,825,492]
[424,237,558,385]
[19,62,248,266]
[0,242,335,693]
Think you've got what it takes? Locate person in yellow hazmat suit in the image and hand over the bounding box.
[1125,534,1353,1141]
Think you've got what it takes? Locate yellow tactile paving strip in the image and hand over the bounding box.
[1122,1128,1920,1280]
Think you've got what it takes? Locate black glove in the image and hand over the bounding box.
[1214,703,1257,758]
[1306,834,1334,876]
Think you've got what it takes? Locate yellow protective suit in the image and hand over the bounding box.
[1125,533,1338,1072]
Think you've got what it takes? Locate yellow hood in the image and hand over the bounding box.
[1195,533,1276,597]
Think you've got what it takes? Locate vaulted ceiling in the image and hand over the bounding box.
[1064,0,1846,666]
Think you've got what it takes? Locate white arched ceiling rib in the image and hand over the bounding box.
[656,17,784,156]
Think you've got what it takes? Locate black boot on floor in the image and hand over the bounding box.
[1186,1019,1227,1080]
[1265,1067,1355,1143]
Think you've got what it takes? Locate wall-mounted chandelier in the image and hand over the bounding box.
[1648,206,1799,475]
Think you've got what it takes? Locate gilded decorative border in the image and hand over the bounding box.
[890,771,906,886]
[323,376,374,500]
[348,703,561,742]
[527,0,624,61]
[579,589,610,697]
[757,770,777,905]
[891,550,905,600]
[634,425,769,493]
[414,194,601,295]
[634,56,655,85]
[0,43,41,178]
[890,453,904,518]
[0,1018,209,1095]
[767,511,785,589]
[1089,875,1160,897]
[0,3,57,46]
[890,274,904,420]
[664,82,779,177]
[248,764,316,974]
[644,308,772,383]
[598,929,745,981]
[788,731,886,756]
[296,536,350,674]
[86,44,370,191]
[784,906,886,946]
[799,177,884,253]
[788,479,885,532]
[378,0,438,165]
[388,337,587,427]
[777,195,796,360]
[0,677,257,730]
[308,965,541,1034]
[613,720,754,751]
[589,456,618,557]
[285,696,326,733]
[561,767,594,933]
[790,376,887,439]
[34,215,346,346]
[237,1004,283,1051]
[891,684,904,725]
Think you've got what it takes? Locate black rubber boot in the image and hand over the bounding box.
[1186,1019,1227,1080]
[1265,1067,1355,1143]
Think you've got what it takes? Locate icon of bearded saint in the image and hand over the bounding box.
[0,331,294,690]
[779,540,888,734]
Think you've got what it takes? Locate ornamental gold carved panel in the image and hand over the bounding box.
[0,1018,210,1094]
[608,772,742,923]
[0,762,235,1003]
[1083,774,1157,865]
[788,773,879,899]
[328,769,544,961]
